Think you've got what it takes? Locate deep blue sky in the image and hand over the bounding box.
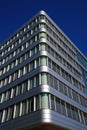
[0,0,87,57]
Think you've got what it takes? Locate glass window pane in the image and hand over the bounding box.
[35,45,39,53]
[30,61,34,71]
[36,75,39,87]
[21,101,26,116]
[8,107,13,120]
[40,57,47,66]
[51,95,55,110]
[6,90,11,101]
[1,109,7,123]
[15,104,20,118]
[61,100,66,115]
[41,73,48,85]
[56,98,61,113]
[36,58,39,68]
[40,43,46,51]
[41,93,49,108]
[39,23,45,28]
[36,95,39,110]
[39,32,47,39]
[30,98,34,112]
[67,104,72,118]
[30,78,34,89]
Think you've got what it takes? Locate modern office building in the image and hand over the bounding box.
[0,10,87,130]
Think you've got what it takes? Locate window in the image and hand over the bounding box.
[1,109,8,123]
[59,81,64,93]
[39,15,45,20]
[30,61,34,71]
[2,93,6,102]
[71,106,75,119]
[48,75,54,87]
[56,98,61,113]
[8,75,12,83]
[15,86,19,96]
[36,95,39,110]
[15,59,19,66]
[30,97,34,112]
[8,107,13,120]
[21,81,27,93]
[54,78,58,90]
[4,78,8,85]
[51,95,55,110]
[31,48,35,56]
[40,56,47,66]
[13,51,16,57]
[61,100,66,115]
[30,77,34,89]
[14,104,20,118]
[40,43,46,51]
[23,66,27,75]
[36,75,39,87]
[68,87,72,98]
[41,93,49,109]
[52,62,56,72]
[35,45,39,53]
[79,110,85,123]
[39,32,47,39]
[36,58,39,68]
[10,88,14,99]
[5,90,11,101]
[6,107,13,121]
[3,67,6,74]
[21,101,26,116]
[84,113,87,125]
[18,84,22,95]
[14,87,17,97]
[67,104,72,118]
[39,23,45,28]
[7,65,10,71]
[41,73,48,85]
[35,35,38,41]
[48,59,51,68]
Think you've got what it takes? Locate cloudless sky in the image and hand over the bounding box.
[0,0,87,57]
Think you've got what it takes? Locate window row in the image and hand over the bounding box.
[0,56,47,88]
[45,42,82,80]
[50,94,87,125]
[0,72,86,108]
[44,15,76,54]
[0,40,82,84]
[48,74,87,107]
[0,55,85,95]
[46,33,81,71]
[45,23,76,59]
[0,42,46,76]
[0,73,48,104]
[0,23,38,57]
[1,93,87,125]
[0,31,47,66]
[0,14,45,52]
[0,44,39,76]
[48,58,85,93]
[1,93,49,123]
